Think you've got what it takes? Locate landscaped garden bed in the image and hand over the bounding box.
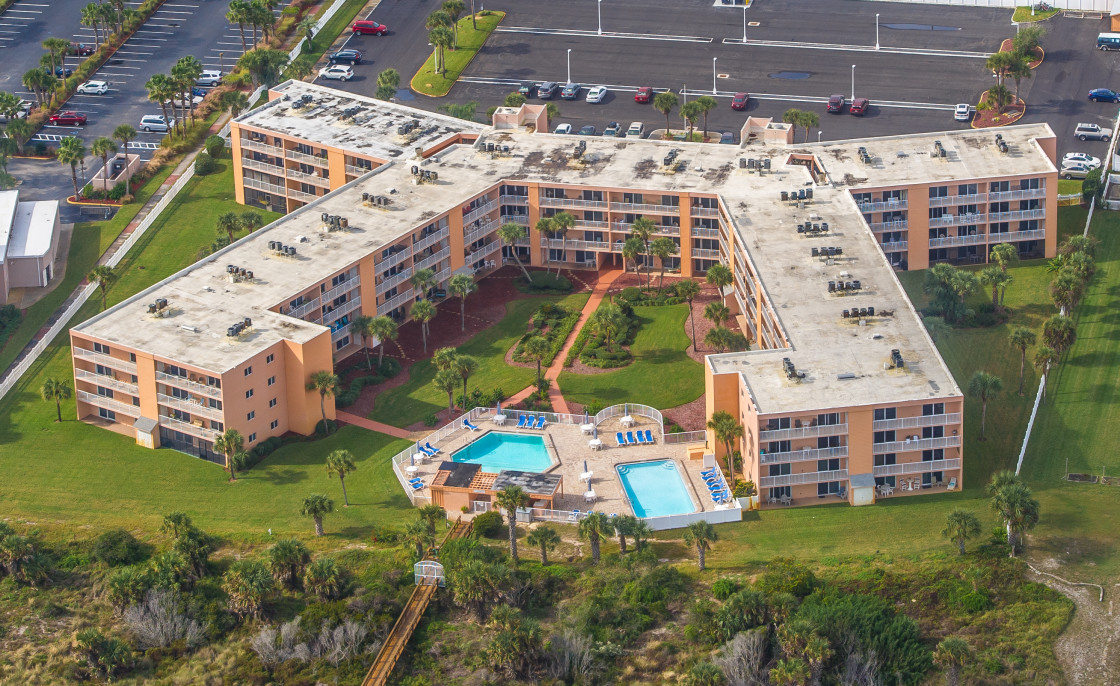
[410,11,506,97]
[510,301,581,368]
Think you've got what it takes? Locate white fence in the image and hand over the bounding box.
[866,0,1106,7]
[664,430,707,445]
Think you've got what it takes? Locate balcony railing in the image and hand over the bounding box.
[873,413,961,431]
[73,347,137,374]
[243,177,287,195]
[873,435,962,454]
[540,238,612,251]
[988,208,1045,222]
[760,469,848,488]
[155,371,221,398]
[284,148,327,166]
[858,199,908,213]
[881,240,909,252]
[285,167,331,188]
[379,288,415,314]
[377,268,412,295]
[161,415,219,442]
[287,296,321,320]
[434,266,451,284]
[78,390,141,418]
[929,192,988,207]
[928,233,989,248]
[539,196,608,210]
[157,393,223,421]
[415,246,451,273]
[759,423,848,442]
[466,242,501,264]
[692,248,721,259]
[692,227,720,238]
[873,458,961,476]
[463,199,498,225]
[414,226,450,254]
[611,202,680,214]
[499,194,529,205]
[990,229,1046,243]
[689,205,719,217]
[332,326,354,344]
[464,219,497,246]
[322,278,359,304]
[870,220,908,232]
[286,187,319,203]
[240,138,283,155]
[609,221,679,234]
[240,156,284,174]
[929,213,985,228]
[323,295,363,324]
[574,219,609,230]
[75,369,138,395]
[761,446,848,466]
[345,164,373,177]
[500,214,529,226]
[378,248,411,270]
[988,187,1045,202]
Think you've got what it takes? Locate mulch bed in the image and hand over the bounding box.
[998,40,1043,68]
[971,93,1026,129]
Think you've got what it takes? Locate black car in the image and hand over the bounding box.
[54,66,74,78]
[328,49,363,65]
[537,82,558,99]
[518,82,536,97]
[578,125,596,136]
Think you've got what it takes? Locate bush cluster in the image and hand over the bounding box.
[516,272,573,294]
[193,152,215,176]
[579,301,638,369]
[617,283,685,306]
[334,359,400,408]
[472,510,503,537]
[512,303,580,367]
[0,303,22,342]
[456,386,505,413]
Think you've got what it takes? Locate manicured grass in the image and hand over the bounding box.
[1057,179,1083,196]
[410,12,506,97]
[368,292,589,427]
[1012,5,1060,22]
[559,304,705,410]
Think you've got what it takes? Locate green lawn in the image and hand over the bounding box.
[303,0,370,63]
[1057,179,1083,196]
[369,293,589,427]
[410,12,506,97]
[559,304,705,410]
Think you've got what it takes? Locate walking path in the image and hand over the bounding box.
[335,410,413,439]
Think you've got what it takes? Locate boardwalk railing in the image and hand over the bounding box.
[664,430,707,445]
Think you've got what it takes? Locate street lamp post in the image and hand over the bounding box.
[567,48,572,83]
[219,52,225,73]
[597,0,602,36]
[742,3,748,42]
[818,130,822,143]
[851,64,856,100]
[712,57,718,95]
[875,14,880,50]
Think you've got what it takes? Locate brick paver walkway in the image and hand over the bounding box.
[335,410,413,439]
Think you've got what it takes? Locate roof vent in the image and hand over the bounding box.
[837,372,857,380]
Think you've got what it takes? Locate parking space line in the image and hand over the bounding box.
[114,50,154,55]
[109,58,149,62]
[135,30,176,34]
[679,87,956,111]
[216,41,243,46]
[722,37,989,59]
[496,26,714,43]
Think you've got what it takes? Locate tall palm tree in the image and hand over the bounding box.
[495,486,529,563]
[454,354,478,401]
[404,518,434,558]
[630,216,656,290]
[171,55,203,128]
[57,136,86,200]
[631,519,653,552]
[1006,53,1032,105]
[498,222,531,280]
[410,299,436,353]
[534,216,555,271]
[81,3,104,46]
[1041,314,1076,362]
[442,0,466,45]
[989,481,1039,556]
[707,410,743,486]
[349,314,377,369]
[1034,345,1057,399]
[40,378,72,423]
[526,525,560,564]
[695,95,718,142]
[145,74,176,137]
[706,263,732,292]
[1008,327,1036,396]
[369,315,398,367]
[681,100,702,142]
[296,14,317,46]
[88,265,117,311]
[213,428,244,482]
[429,27,454,74]
[112,124,137,189]
[325,449,357,506]
[703,301,729,329]
[21,68,56,108]
[306,370,339,433]
[621,236,643,277]
[417,504,447,535]
[989,242,1018,272]
[448,273,478,331]
[979,264,1007,310]
[267,538,310,589]
[1048,269,1084,315]
[613,514,639,554]
[941,509,981,555]
[303,557,343,599]
[934,637,973,686]
[589,303,624,351]
[433,346,460,373]
[550,211,575,275]
[967,371,1002,440]
[5,117,32,156]
[434,367,459,418]
[216,211,241,245]
[683,520,717,570]
[42,37,70,78]
[578,512,613,564]
[90,137,116,189]
[220,90,250,118]
[652,91,678,140]
[522,335,549,388]
[676,279,701,351]
[410,267,437,300]
[650,237,678,293]
[301,494,334,537]
[985,50,1015,90]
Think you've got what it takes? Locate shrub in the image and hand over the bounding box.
[123,589,204,649]
[957,589,993,613]
[422,413,438,427]
[756,558,817,598]
[517,272,572,294]
[619,286,642,302]
[193,152,215,175]
[711,578,739,600]
[0,303,22,341]
[472,510,503,538]
[583,398,605,417]
[456,387,506,412]
[91,529,147,567]
[204,135,225,159]
[108,181,129,201]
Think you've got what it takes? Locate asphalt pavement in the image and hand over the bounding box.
[0,0,91,95]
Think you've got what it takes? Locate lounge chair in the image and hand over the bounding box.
[643,429,654,444]
[423,442,441,455]
[410,481,425,490]
[625,431,637,445]
[534,415,547,430]
[700,467,718,477]
[463,418,480,431]
[568,509,580,521]
[707,480,725,491]
[616,431,627,447]
[516,414,529,429]
[947,477,957,490]
[417,445,436,457]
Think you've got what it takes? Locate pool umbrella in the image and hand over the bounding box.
[584,459,588,474]
[584,410,589,424]
[593,425,597,440]
[410,454,415,467]
[497,401,502,414]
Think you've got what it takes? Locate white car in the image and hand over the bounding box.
[954,103,971,121]
[318,65,353,81]
[553,123,572,134]
[1060,161,1094,179]
[585,85,608,103]
[76,80,109,95]
[168,95,204,109]
[1062,152,1101,169]
[139,114,174,133]
[626,121,644,138]
[196,70,222,87]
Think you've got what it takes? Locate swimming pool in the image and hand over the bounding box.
[616,460,696,518]
[451,432,552,472]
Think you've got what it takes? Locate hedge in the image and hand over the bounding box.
[512,303,580,368]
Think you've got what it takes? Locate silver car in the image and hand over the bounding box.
[139,115,174,133]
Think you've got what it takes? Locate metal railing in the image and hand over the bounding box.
[286,187,319,203]
[988,208,1045,222]
[539,196,608,210]
[465,242,500,265]
[990,228,1046,242]
[500,214,529,226]
[415,246,451,272]
[692,227,720,238]
[287,297,321,320]
[239,138,284,155]
[929,213,985,228]
[243,177,287,195]
[881,240,909,252]
[379,288,415,315]
[873,458,961,476]
[377,268,412,295]
[286,167,331,188]
[378,248,411,271]
[499,194,529,205]
[155,371,221,398]
[323,295,362,326]
[870,220,908,232]
[73,347,137,374]
[873,435,962,453]
[78,390,141,417]
[611,202,680,214]
[689,205,719,217]
[322,278,359,304]
[284,148,328,166]
[858,199,907,213]
[988,187,1045,202]
[873,413,961,431]
[157,393,223,421]
[760,469,848,488]
[540,238,611,251]
[692,248,721,259]
[462,199,498,226]
[414,227,450,254]
[928,233,989,248]
[161,415,219,441]
[929,192,988,207]
[240,156,285,174]
[463,219,498,246]
[345,164,373,177]
[574,219,609,229]
[759,423,848,442]
[664,430,707,445]
[74,368,138,395]
[761,445,849,465]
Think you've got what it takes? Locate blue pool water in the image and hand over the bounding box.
[451,432,552,472]
[617,460,696,518]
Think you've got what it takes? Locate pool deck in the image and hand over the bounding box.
[407,416,730,518]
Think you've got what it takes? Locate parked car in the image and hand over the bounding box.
[329,49,363,65]
[826,94,845,113]
[849,97,869,115]
[731,92,749,110]
[634,86,653,103]
[69,42,94,56]
[168,94,204,109]
[626,121,644,138]
[537,82,558,99]
[76,80,109,95]
[1062,152,1101,168]
[954,103,972,121]
[49,111,86,126]
[54,66,73,78]
[1074,122,1112,141]
[578,125,597,136]
[1060,161,1093,179]
[518,82,536,97]
[351,20,388,35]
[139,114,174,132]
[586,85,608,103]
[560,83,582,100]
[604,121,622,137]
[0,100,31,122]
[1087,88,1120,102]
[719,132,735,144]
[318,65,354,81]
[553,123,572,134]
[196,70,222,87]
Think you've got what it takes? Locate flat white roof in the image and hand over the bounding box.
[0,190,17,264]
[7,200,58,259]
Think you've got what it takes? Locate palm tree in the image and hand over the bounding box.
[369,315,398,368]
[1041,314,1076,362]
[578,512,613,564]
[301,494,334,537]
[526,525,560,564]
[1034,345,1058,399]
[621,236,643,276]
[989,481,1040,556]
[770,658,811,686]
[967,371,1002,441]
[1008,327,1036,396]
[1049,269,1084,315]
[433,346,459,373]
[1006,53,1032,105]
[650,237,678,293]
[630,217,656,290]
[989,242,1018,272]
[498,222,531,280]
[90,137,117,190]
[706,263,732,292]
[631,519,653,552]
[652,91,678,140]
[112,124,137,189]
[449,273,478,331]
[227,0,249,52]
[522,335,550,388]
[88,265,117,311]
[707,410,743,486]
[304,557,344,599]
[325,449,357,506]
[57,136,86,200]
[934,637,972,686]
[454,354,478,402]
[404,518,434,558]
[417,504,447,535]
[145,74,176,137]
[941,509,981,555]
[40,378,72,422]
[676,279,701,351]
[240,211,263,234]
[695,95,718,142]
[551,211,575,275]
[216,211,241,245]
[5,118,31,156]
[683,520,717,570]
[589,303,624,351]
[495,486,529,563]
[434,367,459,418]
[534,216,555,270]
[349,314,376,369]
[703,301,729,329]
[21,68,56,109]
[681,100,702,142]
[429,27,454,74]
[296,14,317,46]
[222,559,274,619]
[613,514,639,554]
[171,55,203,128]
[410,299,436,353]
[267,538,310,590]
[306,370,339,433]
[982,83,1013,115]
[238,49,290,90]
[410,267,436,300]
[979,264,1007,310]
[985,50,1015,90]
[213,428,244,482]
[442,0,466,45]
[42,37,70,79]
[221,90,250,118]
[81,3,103,46]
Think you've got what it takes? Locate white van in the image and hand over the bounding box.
[626,121,644,138]
[139,115,174,133]
[196,70,223,87]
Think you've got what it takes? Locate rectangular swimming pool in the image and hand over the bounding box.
[616,460,696,518]
[450,432,552,473]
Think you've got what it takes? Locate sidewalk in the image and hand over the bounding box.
[335,410,412,439]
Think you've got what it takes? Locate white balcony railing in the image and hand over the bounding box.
[240,157,285,174]
[345,164,373,177]
[78,390,141,418]
[157,394,223,422]
[881,240,909,252]
[760,469,848,488]
[285,167,331,188]
[500,214,529,226]
[414,226,450,254]
[990,229,1046,243]
[323,295,363,325]
[284,148,327,166]
[161,415,219,442]
[988,208,1045,223]
[858,199,907,213]
[463,218,498,246]
[243,177,287,195]
[873,458,961,476]
[240,138,284,155]
[73,347,137,374]
[873,435,962,454]
[286,187,319,203]
[760,445,849,465]
[574,219,609,230]
[379,288,415,315]
[873,413,961,431]
[415,246,450,273]
[929,192,988,207]
[692,227,720,238]
[988,187,1046,202]
[927,233,989,248]
[870,220,908,232]
[287,296,321,320]
[612,202,680,215]
[759,423,848,442]
[689,205,719,217]
[377,268,412,295]
[462,199,498,226]
[466,242,501,265]
[378,248,411,271]
[322,278,359,304]
[540,238,612,252]
[74,368,138,395]
[499,194,529,205]
[692,248,721,259]
[155,371,221,399]
[538,196,608,210]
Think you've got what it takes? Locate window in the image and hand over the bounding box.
[245,389,254,399]
[93,342,110,354]
[816,413,840,426]
[660,194,680,207]
[132,396,140,406]
[928,185,948,198]
[873,430,896,444]
[130,353,136,362]
[266,353,275,364]
[766,417,791,431]
[269,398,277,408]
[766,440,790,454]
[817,436,841,449]
[817,481,841,497]
[817,458,841,472]
[164,364,187,378]
[270,419,279,429]
[874,453,897,467]
[990,180,1010,193]
[169,408,190,422]
[96,386,114,398]
[209,398,222,410]
[247,411,255,421]
[922,403,945,416]
[131,375,138,383]
[769,486,791,499]
[873,407,896,421]
[97,407,116,421]
[580,190,603,201]
[768,463,791,476]
[171,386,189,400]
[268,376,276,387]
[923,448,945,461]
[922,426,945,439]
[248,433,256,443]
[335,336,351,350]
[244,366,253,376]
[957,183,978,196]
[1019,177,1041,190]
[95,364,111,376]
[211,420,224,431]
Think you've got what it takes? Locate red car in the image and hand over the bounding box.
[351,20,388,35]
[849,97,869,115]
[826,94,845,113]
[70,42,94,56]
[731,92,750,110]
[634,86,653,103]
[49,111,87,126]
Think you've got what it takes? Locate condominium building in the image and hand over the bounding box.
[70,82,1058,504]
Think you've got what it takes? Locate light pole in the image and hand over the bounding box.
[851,64,856,100]
[597,0,602,36]
[818,130,822,143]
[875,14,880,50]
[712,57,718,95]
[742,3,747,42]
[567,48,572,83]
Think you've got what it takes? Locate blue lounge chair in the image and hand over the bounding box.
[516,414,529,428]
[626,431,637,445]
[616,431,626,447]
[568,509,580,521]
[634,431,647,445]
[643,429,654,444]
[424,442,441,455]
[700,467,719,478]
[534,415,546,430]
[464,418,480,431]
[408,479,422,485]
[417,445,435,456]
[707,482,725,492]
[410,481,425,490]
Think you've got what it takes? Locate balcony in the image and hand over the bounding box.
[988,187,1046,202]
[873,458,961,476]
[611,201,680,215]
[240,138,283,155]
[157,393,223,422]
[500,214,529,226]
[73,347,137,374]
[881,240,909,252]
[858,198,907,213]
[322,277,360,304]
[284,148,328,166]
[759,469,848,488]
[345,164,373,177]
[240,156,284,174]
[873,435,962,454]
[692,227,720,238]
[415,246,451,272]
[609,221,679,234]
[689,205,719,217]
[379,288,415,315]
[759,423,848,442]
[990,228,1046,243]
[464,219,497,246]
[466,242,501,264]
[929,192,988,207]
[286,187,319,203]
[539,196,608,210]
[323,295,363,324]
[874,412,962,431]
[434,266,451,284]
[928,233,989,248]
[692,248,721,259]
[332,326,354,344]
[988,208,1045,223]
[287,296,321,320]
[540,237,611,251]
[78,390,141,418]
[499,194,529,205]
[243,177,287,195]
[286,167,331,188]
[155,371,221,398]
[929,213,986,229]
[377,267,412,295]
[378,247,412,270]
[870,220,908,233]
[75,369,138,395]
[161,415,219,442]
[574,219,609,230]
[760,445,849,465]
[414,226,450,254]
[463,199,498,226]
